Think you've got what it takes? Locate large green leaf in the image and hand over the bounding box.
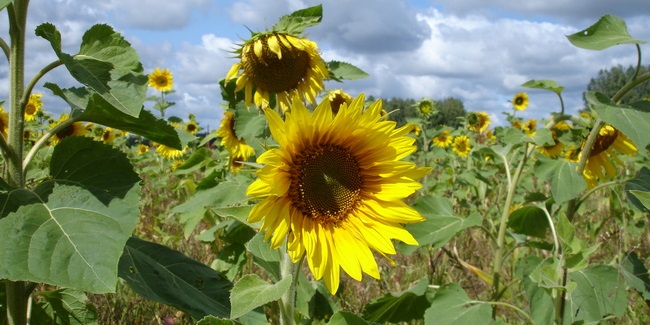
[36,23,147,117]
[521,79,564,95]
[566,14,647,50]
[587,91,650,149]
[398,196,481,254]
[230,274,292,319]
[566,265,627,323]
[234,105,267,140]
[625,167,650,212]
[328,61,370,81]
[507,205,550,238]
[535,158,586,204]
[0,0,12,11]
[0,183,140,293]
[118,236,232,319]
[272,4,322,34]
[361,278,431,323]
[515,256,554,325]
[30,288,98,325]
[328,311,369,325]
[423,283,494,325]
[246,232,281,281]
[620,252,650,305]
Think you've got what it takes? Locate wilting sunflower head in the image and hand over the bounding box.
[155,143,185,160]
[416,98,435,117]
[580,124,637,188]
[432,129,453,148]
[536,121,571,158]
[326,89,352,115]
[452,135,472,157]
[512,92,529,111]
[467,112,490,133]
[50,114,89,144]
[246,93,430,294]
[148,68,174,92]
[25,93,43,122]
[523,119,537,136]
[225,31,329,111]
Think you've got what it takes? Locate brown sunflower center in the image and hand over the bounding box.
[289,144,363,225]
[590,128,618,156]
[187,124,197,132]
[155,76,169,87]
[514,96,525,106]
[25,103,36,115]
[242,35,310,93]
[56,124,75,140]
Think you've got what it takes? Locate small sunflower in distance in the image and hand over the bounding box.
[50,114,89,144]
[137,144,149,155]
[416,98,435,117]
[156,143,185,160]
[0,107,9,138]
[148,68,173,92]
[467,112,490,133]
[432,129,453,148]
[247,94,430,294]
[580,124,637,188]
[512,92,529,111]
[25,93,43,122]
[326,89,352,115]
[185,120,199,135]
[452,135,472,157]
[225,31,329,111]
[537,121,570,158]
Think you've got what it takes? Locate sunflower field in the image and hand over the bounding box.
[0,2,649,325]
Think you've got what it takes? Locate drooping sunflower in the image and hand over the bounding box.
[467,112,490,133]
[25,93,43,122]
[50,114,90,144]
[432,129,453,148]
[155,143,185,160]
[148,68,174,92]
[225,32,329,111]
[522,119,537,136]
[216,111,255,172]
[512,92,529,111]
[580,124,637,188]
[452,135,472,157]
[247,94,430,294]
[326,89,352,115]
[537,121,570,158]
[0,107,9,138]
[415,98,435,117]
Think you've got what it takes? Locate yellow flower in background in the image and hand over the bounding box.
[326,89,352,115]
[217,111,255,172]
[0,107,9,138]
[247,94,430,294]
[416,98,435,117]
[511,118,523,130]
[137,144,149,155]
[452,135,471,157]
[412,124,422,136]
[50,114,89,144]
[580,124,637,188]
[467,112,490,133]
[225,32,329,111]
[25,93,43,122]
[156,143,185,160]
[537,121,570,158]
[522,119,537,136]
[101,127,117,144]
[148,68,174,91]
[171,160,184,170]
[512,92,529,111]
[432,130,453,148]
[185,120,199,135]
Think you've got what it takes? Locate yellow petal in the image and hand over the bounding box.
[267,35,282,59]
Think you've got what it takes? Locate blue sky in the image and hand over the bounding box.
[2,0,649,131]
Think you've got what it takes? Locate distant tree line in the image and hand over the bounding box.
[369,96,467,128]
[584,64,650,105]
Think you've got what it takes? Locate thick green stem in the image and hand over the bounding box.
[279,249,299,325]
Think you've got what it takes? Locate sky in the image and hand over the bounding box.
[1,0,649,131]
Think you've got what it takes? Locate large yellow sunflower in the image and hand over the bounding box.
[512,92,529,111]
[452,135,472,157]
[467,112,490,133]
[247,94,430,293]
[216,111,255,172]
[225,32,329,112]
[148,68,174,92]
[50,114,89,144]
[580,124,637,188]
[25,93,43,122]
[432,129,453,148]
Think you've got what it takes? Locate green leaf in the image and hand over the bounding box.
[423,283,494,325]
[567,265,627,323]
[196,315,235,325]
[327,61,370,81]
[531,128,554,147]
[620,251,650,304]
[629,190,650,210]
[246,232,281,281]
[625,167,650,212]
[31,288,98,325]
[0,0,12,11]
[214,243,248,281]
[230,274,292,319]
[507,205,550,238]
[361,278,431,323]
[587,91,650,149]
[328,311,370,325]
[515,256,554,325]
[118,236,232,319]
[502,127,529,145]
[234,106,267,140]
[535,158,586,204]
[272,4,322,34]
[398,196,481,254]
[0,183,140,293]
[566,14,647,50]
[521,79,564,95]
[176,147,213,170]
[37,23,147,117]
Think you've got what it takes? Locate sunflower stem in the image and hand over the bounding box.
[279,248,297,325]
[22,116,76,175]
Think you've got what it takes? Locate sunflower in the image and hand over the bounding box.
[522,119,537,136]
[326,89,352,115]
[50,114,89,144]
[0,107,9,138]
[247,94,430,294]
[156,144,185,160]
[416,98,435,117]
[216,111,255,172]
[467,112,490,133]
[225,32,329,111]
[412,124,422,136]
[101,127,117,144]
[580,124,637,188]
[432,129,453,148]
[512,92,529,111]
[185,120,199,135]
[171,160,184,170]
[137,144,149,155]
[537,121,570,158]
[25,93,43,122]
[452,135,471,157]
[148,68,174,92]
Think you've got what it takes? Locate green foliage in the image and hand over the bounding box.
[361,278,431,323]
[522,79,564,95]
[566,14,647,50]
[229,274,292,319]
[588,91,650,149]
[424,284,494,325]
[507,205,550,238]
[31,288,98,325]
[272,4,322,34]
[585,64,650,104]
[327,61,370,81]
[625,167,650,212]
